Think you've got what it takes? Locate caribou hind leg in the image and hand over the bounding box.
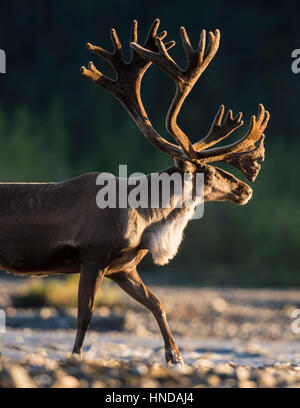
[108,268,183,365]
[72,263,104,356]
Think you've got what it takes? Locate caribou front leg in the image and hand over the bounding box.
[109,269,183,365]
[72,263,104,356]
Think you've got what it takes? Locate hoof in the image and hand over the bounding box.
[71,351,83,361]
[165,348,184,365]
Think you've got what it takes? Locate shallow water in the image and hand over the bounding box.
[3,328,300,368]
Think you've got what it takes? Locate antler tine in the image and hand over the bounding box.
[193,105,244,151]
[131,27,221,159]
[195,104,270,182]
[132,36,179,80]
[81,61,114,93]
[110,28,123,58]
[223,135,265,182]
[130,19,138,44]
[81,19,186,159]
[180,27,194,61]
[196,104,270,159]
[197,30,206,58]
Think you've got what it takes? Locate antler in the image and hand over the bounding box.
[193,105,244,151]
[82,20,270,183]
[194,104,270,181]
[131,27,220,159]
[81,19,187,159]
[132,29,269,182]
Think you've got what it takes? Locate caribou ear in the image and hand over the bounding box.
[173,157,197,173]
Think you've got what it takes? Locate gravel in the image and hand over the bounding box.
[1,282,300,387]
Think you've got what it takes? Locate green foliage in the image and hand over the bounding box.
[12,275,123,308]
[0,99,72,181]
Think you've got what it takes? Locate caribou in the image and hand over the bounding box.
[0,19,269,364]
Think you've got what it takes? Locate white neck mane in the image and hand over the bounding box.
[147,174,202,265]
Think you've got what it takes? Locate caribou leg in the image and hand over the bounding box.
[109,268,183,365]
[72,263,104,356]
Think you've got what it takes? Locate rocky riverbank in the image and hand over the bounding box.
[1,280,300,387]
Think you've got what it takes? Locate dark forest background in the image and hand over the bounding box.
[0,0,299,286]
